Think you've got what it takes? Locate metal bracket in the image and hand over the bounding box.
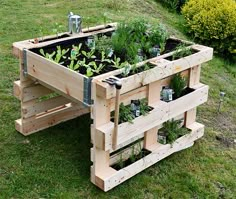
[83,77,93,107]
[23,49,28,77]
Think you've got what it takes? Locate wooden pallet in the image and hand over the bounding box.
[12,23,213,191]
[13,80,90,135]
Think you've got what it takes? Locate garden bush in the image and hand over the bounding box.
[158,0,187,13]
[182,0,236,59]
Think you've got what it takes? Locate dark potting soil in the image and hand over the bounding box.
[111,148,151,171]
[29,36,188,77]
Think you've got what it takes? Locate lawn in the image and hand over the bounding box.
[0,0,235,198]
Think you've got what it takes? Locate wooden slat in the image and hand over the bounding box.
[12,23,117,58]
[109,86,147,112]
[22,95,71,118]
[15,103,89,136]
[26,50,85,102]
[96,84,208,151]
[95,122,204,191]
[96,45,213,99]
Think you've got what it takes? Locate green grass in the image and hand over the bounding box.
[0,0,236,198]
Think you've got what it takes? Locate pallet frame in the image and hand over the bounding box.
[12,23,213,191]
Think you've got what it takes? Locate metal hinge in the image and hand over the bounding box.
[83,77,93,107]
[23,49,28,76]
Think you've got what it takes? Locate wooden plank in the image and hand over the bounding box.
[26,50,85,102]
[91,81,111,184]
[15,103,89,136]
[96,84,209,151]
[96,45,213,100]
[23,84,54,102]
[109,86,147,112]
[12,23,117,57]
[144,80,161,148]
[96,122,204,191]
[22,96,71,118]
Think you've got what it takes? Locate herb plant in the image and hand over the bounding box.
[95,35,112,53]
[169,73,187,98]
[172,44,192,60]
[119,103,135,124]
[162,119,190,144]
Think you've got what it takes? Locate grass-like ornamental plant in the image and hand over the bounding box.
[182,0,236,59]
[170,73,187,98]
[162,119,190,144]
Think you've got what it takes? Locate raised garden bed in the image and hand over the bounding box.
[12,21,213,192]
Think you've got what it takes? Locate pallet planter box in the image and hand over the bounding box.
[12,22,213,191]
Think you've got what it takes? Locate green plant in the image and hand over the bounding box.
[68,44,83,70]
[169,73,187,98]
[158,0,188,12]
[95,35,112,53]
[52,22,64,38]
[100,51,111,63]
[117,153,124,169]
[162,119,189,144]
[148,23,169,53]
[82,49,96,59]
[111,56,128,69]
[139,99,150,116]
[182,0,236,58]
[119,103,135,123]
[40,46,69,64]
[89,61,105,74]
[172,44,192,60]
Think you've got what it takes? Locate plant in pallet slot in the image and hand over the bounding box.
[169,73,187,98]
[172,44,192,60]
[160,119,190,145]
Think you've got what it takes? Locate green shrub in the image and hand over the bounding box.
[158,0,187,12]
[182,0,236,58]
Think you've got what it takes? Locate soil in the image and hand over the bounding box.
[111,148,151,171]
[30,34,188,78]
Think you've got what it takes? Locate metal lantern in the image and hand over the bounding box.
[68,12,82,34]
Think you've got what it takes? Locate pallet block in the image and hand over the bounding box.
[12,23,213,191]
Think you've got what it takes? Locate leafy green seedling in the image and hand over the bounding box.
[111,56,129,69]
[89,61,105,74]
[82,49,96,59]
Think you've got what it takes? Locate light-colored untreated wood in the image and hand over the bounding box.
[12,25,212,192]
[96,84,208,151]
[15,103,89,136]
[96,45,213,100]
[95,122,204,191]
